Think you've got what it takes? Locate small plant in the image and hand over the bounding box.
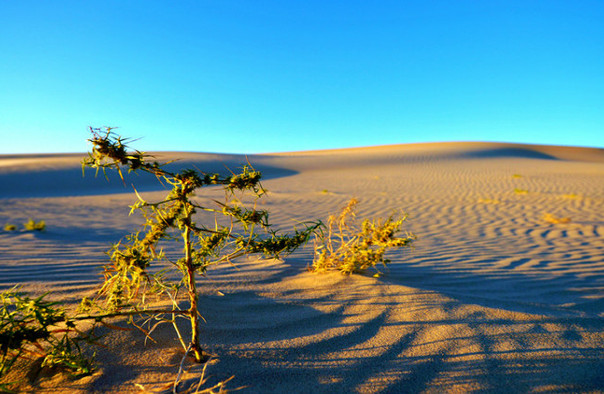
[512,174,522,178]
[561,193,580,200]
[543,213,571,224]
[82,127,319,363]
[311,198,415,275]
[477,198,501,204]
[3,224,17,232]
[23,219,46,232]
[514,188,529,195]
[0,287,93,389]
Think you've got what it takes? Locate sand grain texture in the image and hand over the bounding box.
[1,142,603,392]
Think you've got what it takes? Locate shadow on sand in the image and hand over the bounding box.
[0,158,297,199]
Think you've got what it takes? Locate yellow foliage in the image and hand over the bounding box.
[477,198,501,204]
[311,198,415,275]
[543,213,571,224]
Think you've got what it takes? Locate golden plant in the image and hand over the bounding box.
[561,193,580,200]
[477,198,501,204]
[3,224,17,232]
[311,198,415,275]
[543,213,571,224]
[23,219,45,232]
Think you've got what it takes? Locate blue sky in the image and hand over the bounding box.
[1,1,603,154]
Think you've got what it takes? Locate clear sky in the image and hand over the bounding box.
[1,1,603,154]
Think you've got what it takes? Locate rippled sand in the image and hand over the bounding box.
[1,142,603,392]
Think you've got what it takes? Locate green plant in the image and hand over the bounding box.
[311,198,415,275]
[0,287,93,389]
[23,220,45,232]
[82,127,319,362]
[3,224,17,232]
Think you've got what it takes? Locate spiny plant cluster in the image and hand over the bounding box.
[81,127,320,363]
[311,198,415,275]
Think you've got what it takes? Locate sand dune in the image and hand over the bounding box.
[1,142,603,392]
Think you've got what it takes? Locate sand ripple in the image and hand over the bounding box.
[1,142,602,392]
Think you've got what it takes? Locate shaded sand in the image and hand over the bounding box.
[1,142,603,392]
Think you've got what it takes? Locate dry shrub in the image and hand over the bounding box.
[311,198,415,275]
[543,213,571,224]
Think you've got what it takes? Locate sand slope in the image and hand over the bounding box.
[0,142,603,392]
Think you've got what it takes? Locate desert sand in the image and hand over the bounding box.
[1,142,603,392]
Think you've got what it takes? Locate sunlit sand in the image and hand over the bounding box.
[1,142,602,392]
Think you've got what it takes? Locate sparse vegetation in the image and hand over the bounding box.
[23,219,46,232]
[561,193,580,200]
[514,188,529,195]
[311,198,415,275]
[477,198,501,204]
[0,287,94,389]
[512,174,522,178]
[2,221,46,233]
[3,224,17,232]
[543,213,571,224]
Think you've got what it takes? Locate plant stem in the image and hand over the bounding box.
[184,220,204,363]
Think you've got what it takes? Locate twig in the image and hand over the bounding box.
[173,343,192,394]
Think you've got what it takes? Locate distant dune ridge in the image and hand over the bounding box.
[1,142,603,392]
